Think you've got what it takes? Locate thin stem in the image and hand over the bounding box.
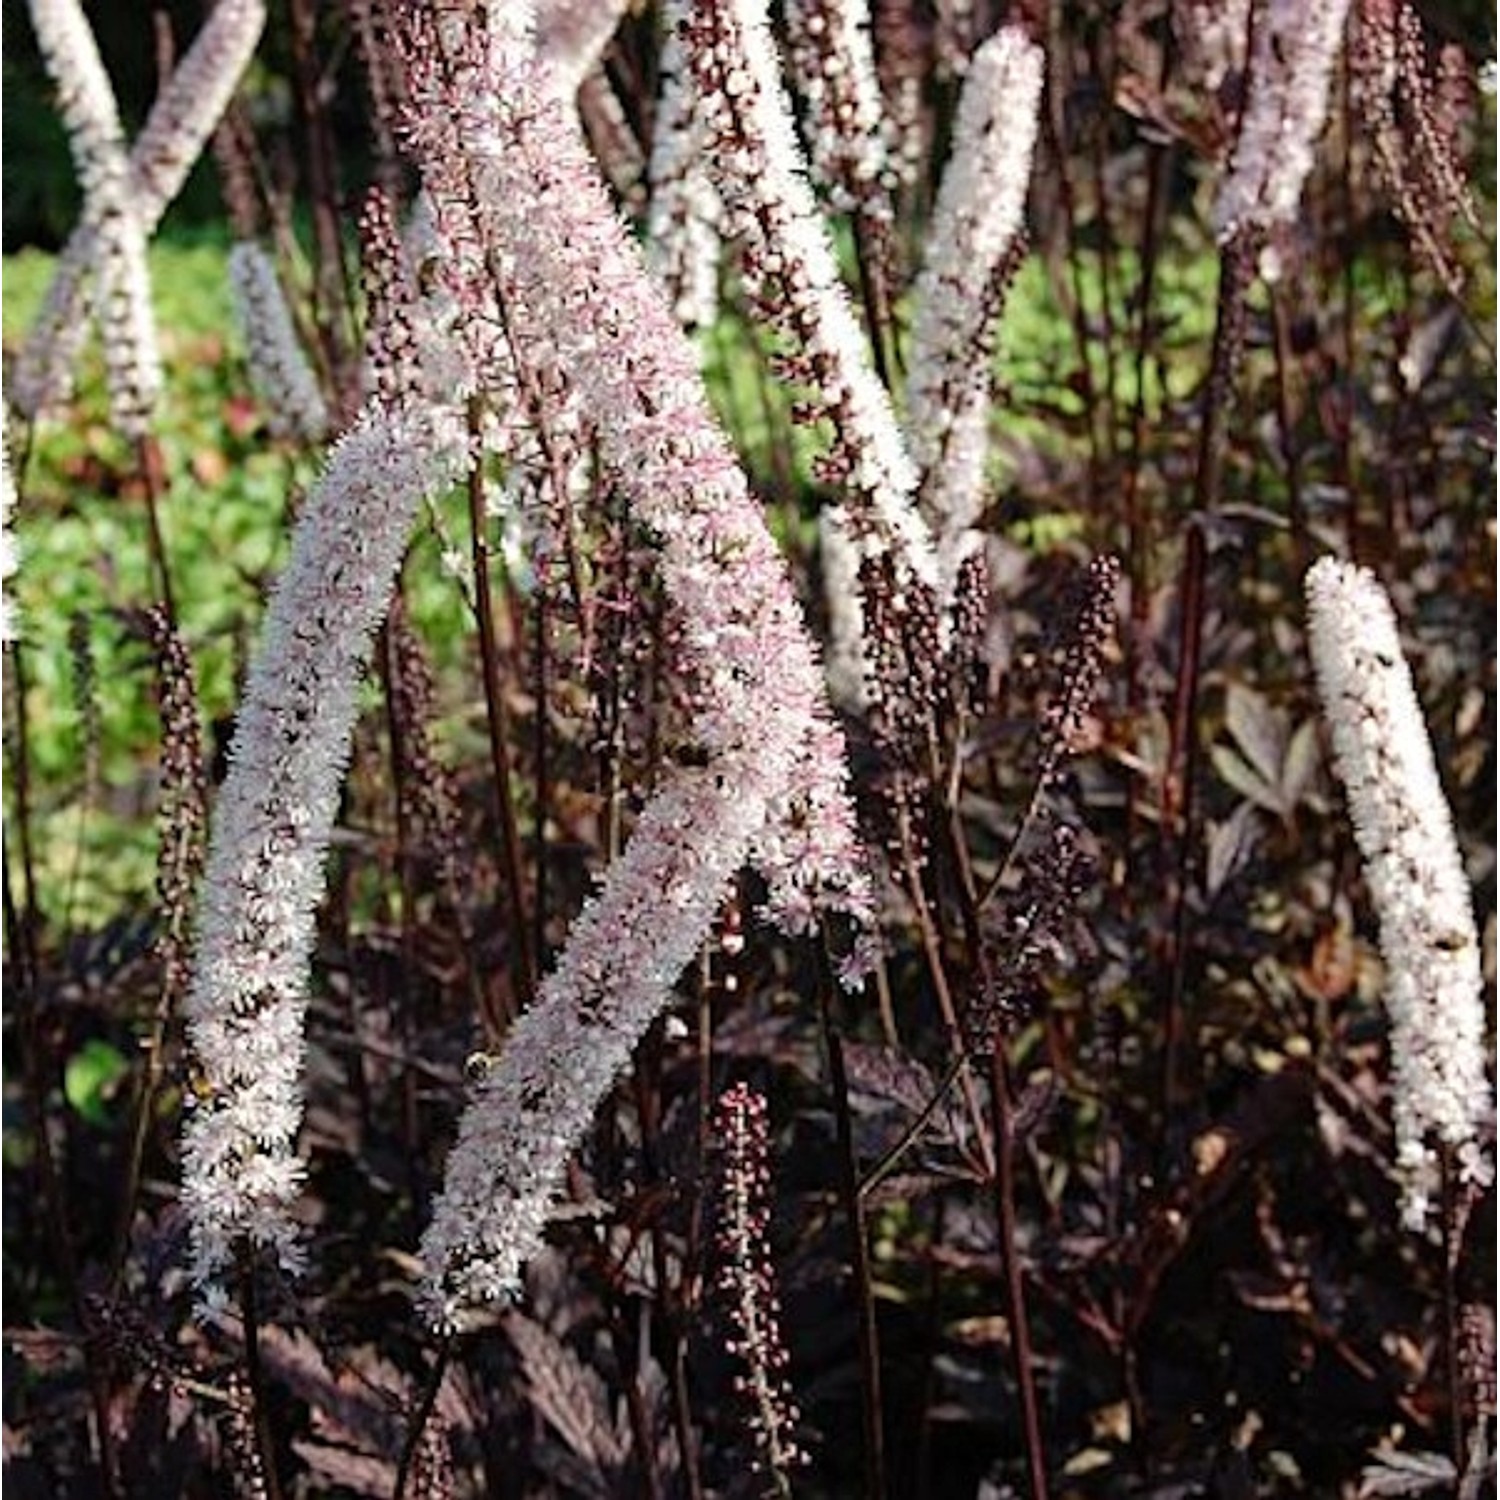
[988,1040,1049,1500]
[817,940,887,1500]
[138,432,177,621]
[1269,286,1307,570]
[393,1334,454,1500]
[1440,1147,1467,1472]
[286,0,354,404]
[467,401,537,1014]
[237,1258,284,1500]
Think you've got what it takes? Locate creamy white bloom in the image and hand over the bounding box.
[646,0,723,331]
[27,0,161,438]
[228,241,329,443]
[1305,557,1492,1229]
[819,505,868,710]
[1214,0,1350,240]
[182,398,468,1294]
[11,0,264,420]
[783,0,890,214]
[906,26,1042,594]
[401,5,873,1324]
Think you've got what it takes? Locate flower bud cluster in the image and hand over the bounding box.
[782,0,892,220]
[1304,558,1493,1229]
[681,0,936,596]
[714,1082,807,1484]
[1351,0,1480,297]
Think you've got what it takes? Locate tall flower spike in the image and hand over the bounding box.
[782,0,893,220]
[1214,0,1351,242]
[397,4,872,1324]
[27,0,161,439]
[646,0,724,332]
[11,0,265,421]
[228,242,329,444]
[906,25,1043,595]
[681,0,937,592]
[181,395,469,1299]
[1304,557,1492,1229]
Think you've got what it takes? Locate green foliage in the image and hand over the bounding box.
[63,1037,129,1127]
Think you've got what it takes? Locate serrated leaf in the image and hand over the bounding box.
[1358,1448,1457,1497]
[64,1039,129,1127]
[1224,682,1288,787]
[1209,744,1287,816]
[1278,719,1321,812]
[1206,801,1264,895]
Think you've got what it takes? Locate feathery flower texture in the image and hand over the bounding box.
[14,0,264,423]
[646,0,723,332]
[26,0,160,439]
[1214,0,1351,242]
[182,399,467,1295]
[906,25,1042,588]
[1304,558,1492,1228]
[399,2,871,1325]
[228,242,330,444]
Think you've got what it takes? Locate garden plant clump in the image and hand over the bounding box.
[1,0,1494,1496]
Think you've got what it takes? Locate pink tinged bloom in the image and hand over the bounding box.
[1304,558,1493,1229]
[27,0,161,439]
[681,0,937,592]
[182,398,468,1296]
[399,9,871,1325]
[1214,0,1351,241]
[536,0,630,102]
[906,27,1042,591]
[12,0,265,420]
[228,241,329,444]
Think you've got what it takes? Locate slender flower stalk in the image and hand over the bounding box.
[396,4,872,1325]
[1304,557,1492,1229]
[0,435,17,644]
[906,26,1042,592]
[26,0,161,439]
[228,241,330,443]
[1214,0,1352,242]
[714,1082,807,1490]
[181,396,468,1298]
[681,0,936,590]
[11,0,265,421]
